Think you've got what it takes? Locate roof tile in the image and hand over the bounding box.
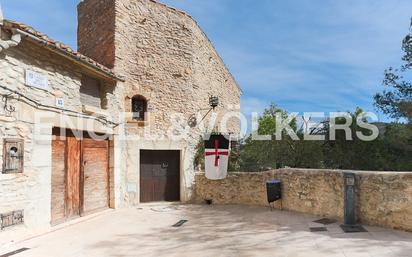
[2,20,124,81]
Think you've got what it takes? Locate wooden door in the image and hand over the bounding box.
[82,138,109,214]
[66,136,81,218]
[140,150,180,202]
[51,133,67,225]
[51,129,109,225]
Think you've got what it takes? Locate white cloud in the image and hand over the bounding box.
[3,0,410,122]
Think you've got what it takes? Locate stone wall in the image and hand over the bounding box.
[0,37,123,244]
[194,169,412,231]
[78,0,242,204]
[78,0,241,135]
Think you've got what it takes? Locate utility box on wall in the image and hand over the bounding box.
[266,180,282,211]
[266,180,282,203]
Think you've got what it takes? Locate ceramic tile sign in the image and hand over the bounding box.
[55,97,64,108]
[25,69,49,90]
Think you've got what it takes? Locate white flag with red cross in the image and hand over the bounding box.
[204,134,230,180]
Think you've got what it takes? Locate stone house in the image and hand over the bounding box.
[77,0,242,204]
[0,0,241,243]
[0,18,125,242]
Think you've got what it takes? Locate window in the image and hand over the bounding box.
[131,95,147,121]
[2,139,24,174]
[80,76,105,109]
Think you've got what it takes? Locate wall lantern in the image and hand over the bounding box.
[188,96,219,128]
[209,96,219,110]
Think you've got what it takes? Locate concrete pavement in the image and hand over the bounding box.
[1,203,411,257]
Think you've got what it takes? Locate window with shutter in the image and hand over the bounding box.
[80,76,105,109]
[2,139,24,174]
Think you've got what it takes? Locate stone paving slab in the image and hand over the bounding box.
[0,204,411,257]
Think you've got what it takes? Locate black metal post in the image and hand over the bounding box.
[343,172,356,225]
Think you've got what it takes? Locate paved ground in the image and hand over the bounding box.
[1,204,412,257]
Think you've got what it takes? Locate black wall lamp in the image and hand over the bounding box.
[209,96,219,110]
[188,96,219,128]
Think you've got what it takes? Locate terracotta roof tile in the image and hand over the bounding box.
[2,20,124,81]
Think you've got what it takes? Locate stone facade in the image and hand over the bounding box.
[0,0,241,244]
[0,34,123,244]
[78,0,242,204]
[195,169,412,232]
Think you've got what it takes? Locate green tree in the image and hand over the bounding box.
[239,104,324,171]
[239,104,284,171]
[321,108,386,170]
[374,19,412,123]
[380,123,412,170]
[239,105,412,172]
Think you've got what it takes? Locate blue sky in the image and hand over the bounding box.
[2,0,412,121]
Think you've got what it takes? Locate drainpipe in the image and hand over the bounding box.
[0,2,22,53]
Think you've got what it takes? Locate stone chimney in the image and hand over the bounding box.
[77,0,116,68]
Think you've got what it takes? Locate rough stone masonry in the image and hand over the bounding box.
[78,0,242,204]
[195,169,412,232]
[0,33,123,244]
[1,0,242,244]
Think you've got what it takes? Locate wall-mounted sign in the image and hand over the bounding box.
[55,98,64,108]
[25,69,49,90]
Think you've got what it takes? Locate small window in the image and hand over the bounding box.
[2,139,24,174]
[80,76,104,109]
[131,95,147,121]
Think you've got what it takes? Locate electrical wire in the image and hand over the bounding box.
[0,84,120,127]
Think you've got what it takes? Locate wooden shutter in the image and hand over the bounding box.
[80,76,102,108]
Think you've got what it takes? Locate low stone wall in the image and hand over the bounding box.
[194,168,412,231]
